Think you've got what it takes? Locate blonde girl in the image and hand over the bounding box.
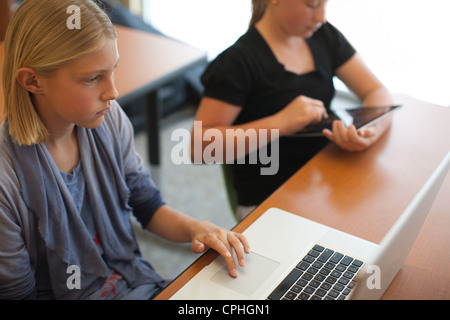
[0,0,249,299]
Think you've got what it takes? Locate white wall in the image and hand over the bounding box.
[143,0,251,60]
[327,0,450,106]
[144,0,450,106]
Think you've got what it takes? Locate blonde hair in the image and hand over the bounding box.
[2,0,116,145]
[250,0,268,27]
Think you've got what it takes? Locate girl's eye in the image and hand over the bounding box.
[306,0,321,9]
[87,76,98,83]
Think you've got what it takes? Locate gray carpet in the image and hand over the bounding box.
[132,105,237,280]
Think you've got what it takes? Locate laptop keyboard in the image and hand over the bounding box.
[267,244,364,300]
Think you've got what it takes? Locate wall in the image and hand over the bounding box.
[143,0,251,60]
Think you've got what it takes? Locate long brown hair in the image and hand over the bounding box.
[250,0,269,27]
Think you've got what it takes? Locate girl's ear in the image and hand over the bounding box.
[15,68,44,95]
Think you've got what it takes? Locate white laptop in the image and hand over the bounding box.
[171,152,450,300]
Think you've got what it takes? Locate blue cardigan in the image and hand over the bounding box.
[0,101,166,299]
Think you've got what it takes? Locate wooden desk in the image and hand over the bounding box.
[156,94,450,300]
[0,25,208,165]
[109,25,207,165]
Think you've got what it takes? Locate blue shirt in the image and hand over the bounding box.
[60,162,158,299]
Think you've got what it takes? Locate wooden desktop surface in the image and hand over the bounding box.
[156,94,450,300]
[113,25,207,106]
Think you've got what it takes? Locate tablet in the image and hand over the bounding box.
[293,105,402,137]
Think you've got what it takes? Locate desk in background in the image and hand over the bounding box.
[156,94,450,300]
[0,25,208,165]
[112,25,207,166]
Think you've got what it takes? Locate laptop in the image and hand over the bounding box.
[293,105,402,137]
[170,151,450,300]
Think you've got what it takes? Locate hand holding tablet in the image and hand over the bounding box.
[293,105,402,137]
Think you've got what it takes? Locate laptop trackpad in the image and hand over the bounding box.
[210,251,280,297]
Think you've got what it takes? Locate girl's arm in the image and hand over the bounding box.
[191,95,328,162]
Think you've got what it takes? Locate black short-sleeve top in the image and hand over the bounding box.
[201,22,356,206]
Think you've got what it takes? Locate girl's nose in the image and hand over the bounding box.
[314,5,327,24]
[103,75,119,101]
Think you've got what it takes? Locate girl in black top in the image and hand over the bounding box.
[191,0,394,218]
